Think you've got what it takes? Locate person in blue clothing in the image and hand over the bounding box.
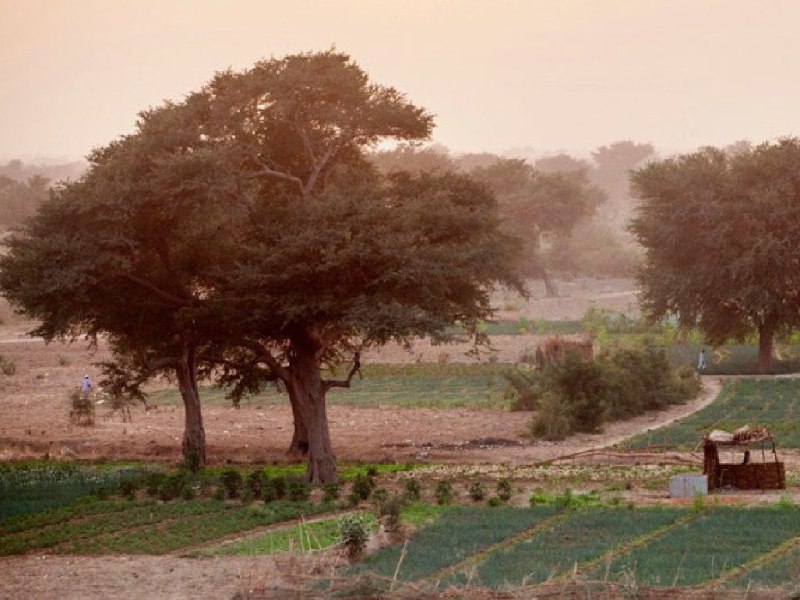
[697,350,707,372]
[80,374,92,398]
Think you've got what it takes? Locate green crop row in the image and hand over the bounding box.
[0,463,143,520]
[54,501,335,555]
[349,505,560,583]
[727,540,800,590]
[599,506,800,587]
[449,507,687,588]
[0,500,232,555]
[344,504,800,591]
[624,378,800,449]
[208,502,444,557]
[0,498,145,536]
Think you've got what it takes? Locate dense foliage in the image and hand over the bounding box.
[506,346,701,440]
[631,138,800,373]
[0,51,521,482]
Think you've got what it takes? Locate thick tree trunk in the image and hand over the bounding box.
[176,337,206,470]
[288,346,337,484]
[286,389,309,457]
[537,266,558,298]
[757,326,773,375]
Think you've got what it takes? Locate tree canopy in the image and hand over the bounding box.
[0,50,521,482]
[630,138,800,373]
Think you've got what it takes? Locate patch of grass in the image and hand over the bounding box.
[624,378,800,449]
[148,364,511,409]
[208,513,377,556]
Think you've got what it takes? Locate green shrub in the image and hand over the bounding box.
[322,482,340,503]
[245,470,266,499]
[219,468,243,499]
[468,481,486,502]
[496,478,512,502]
[120,479,139,500]
[350,473,373,502]
[487,496,504,507]
[339,514,370,560]
[145,473,165,497]
[376,493,404,534]
[158,472,189,502]
[517,346,701,440]
[528,391,572,440]
[403,478,421,501]
[435,480,453,505]
[285,477,311,502]
[372,488,388,505]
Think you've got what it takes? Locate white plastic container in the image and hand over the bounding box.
[669,475,708,498]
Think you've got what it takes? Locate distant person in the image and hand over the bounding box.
[697,350,707,372]
[742,449,750,464]
[80,374,92,398]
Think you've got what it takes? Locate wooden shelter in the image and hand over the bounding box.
[702,425,785,491]
[535,336,594,369]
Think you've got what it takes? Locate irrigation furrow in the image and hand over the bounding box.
[420,510,572,588]
[559,510,704,583]
[702,533,800,589]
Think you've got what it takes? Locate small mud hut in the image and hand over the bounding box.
[534,336,594,369]
[702,425,785,491]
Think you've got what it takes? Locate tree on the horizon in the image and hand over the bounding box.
[470,158,603,296]
[631,139,800,374]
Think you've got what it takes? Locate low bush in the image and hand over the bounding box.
[285,478,311,502]
[219,469,243,499]
[403,478,421,501]
[349,473,374,504]
[468,481,486,502]
[339,514,371,560]
[435,480,453,505]
[496,478,512,503]
[515,346,701,440]
[322,482,340,503]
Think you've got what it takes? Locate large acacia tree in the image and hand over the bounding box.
[0,51,521,481]
[0,98,244,469]
[631,139,800,373]
[196,53,521,483]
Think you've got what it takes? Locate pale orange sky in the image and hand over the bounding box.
[2,0,800,161]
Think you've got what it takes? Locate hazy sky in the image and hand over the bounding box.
[2,0,800,161]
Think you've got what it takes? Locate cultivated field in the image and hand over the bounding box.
[2,277,800,598]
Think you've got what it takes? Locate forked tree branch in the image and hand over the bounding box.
[323,351,361,391]
[118,272,190,307]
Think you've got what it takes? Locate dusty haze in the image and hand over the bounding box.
[2,0,800,161]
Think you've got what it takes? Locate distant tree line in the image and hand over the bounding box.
[369,140,656,286]
[0,160,87,232]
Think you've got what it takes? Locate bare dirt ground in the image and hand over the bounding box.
[1,278,796,599]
